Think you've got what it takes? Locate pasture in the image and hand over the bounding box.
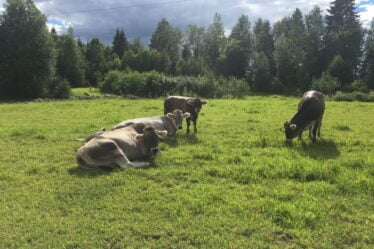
[0,93,373,248]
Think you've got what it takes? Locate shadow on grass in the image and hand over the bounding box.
[68,166,116,177]
[180,133,201,144]
[285,138,340,160]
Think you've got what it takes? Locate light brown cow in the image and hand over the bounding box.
[76,124,167,169]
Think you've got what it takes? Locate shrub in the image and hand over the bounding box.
[45,78,71,99]
[346,80,369,93]
[311,72,340,95]
[219,77,249,98]
[332,91,374,102]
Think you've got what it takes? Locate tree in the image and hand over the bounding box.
[328,54,351,87]
[361,19,374,89]
[302,6,326,89]
[56,27,86,87]
[253,18,275,75]
[252,52,272,92]
[150,18,182,62]
[0,0,56,99]
[325,0,363,85]
[112,28,128,59]
[274,37,298,88]
[184,24,205,58]
[223,15,252,78]
[85,38,107,86]
[204,13,226,69]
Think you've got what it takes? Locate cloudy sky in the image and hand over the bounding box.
[1,0,373,44]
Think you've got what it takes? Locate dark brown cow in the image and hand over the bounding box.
[164,96,207,134]
[284,90,325,143]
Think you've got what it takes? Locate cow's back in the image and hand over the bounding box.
[296,91,325,123]
[164,96,188,114]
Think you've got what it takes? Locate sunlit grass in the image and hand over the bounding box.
[0,95,373,248]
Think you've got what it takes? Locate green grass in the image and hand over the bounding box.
[71,87,103,97]
[0,94,373,248]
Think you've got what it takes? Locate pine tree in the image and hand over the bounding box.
[326,0,363,85]
[0,0,56,99]
[112,28,128,59]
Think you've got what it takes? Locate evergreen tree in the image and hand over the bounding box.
[223,15,252,78]
[112,28,128,59]
[253,18,275,75]
[204,13,226,69]
[326,0,363,85]
[274,37,298,88]
[303,6,326,89]
[361,19,374,89]
[0,0,56,99]
[85,38,106,86]
[56,27,85,87]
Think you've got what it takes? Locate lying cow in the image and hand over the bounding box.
[164,96,207,134]
[284,90,325,143]
[76,124,167,169]
[112,109,190,139]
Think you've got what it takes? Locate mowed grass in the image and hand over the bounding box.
[0,95,373,249]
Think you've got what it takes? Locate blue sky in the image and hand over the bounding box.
[1,0,373,43]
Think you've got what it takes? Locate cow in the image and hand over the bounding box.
[76,124,167,169]
[111,109,190,139]
[164,96,207,134]
[284,90,325,143]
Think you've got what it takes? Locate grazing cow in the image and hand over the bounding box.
[164,96,207,134]
[76,124,167,169]
[112,109,190,139]
[284,90,325,143]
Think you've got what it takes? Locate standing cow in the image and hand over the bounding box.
[284,90,325,143]
[164,96,207,134]
[76,124,167,169]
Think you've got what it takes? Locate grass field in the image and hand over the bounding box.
[0,93,373,248]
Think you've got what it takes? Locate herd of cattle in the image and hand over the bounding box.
[76,91,325,170]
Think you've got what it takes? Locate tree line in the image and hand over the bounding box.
[0,0,373,99]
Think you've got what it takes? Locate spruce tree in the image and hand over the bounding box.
[326,0,363,85]
[112,28,128,59]
[204,13,226,69]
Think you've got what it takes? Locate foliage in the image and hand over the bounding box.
[360,19,374,89]
[56,28,86,87]
[44,77,71,99]
[112,28,129,59]
[85,38,107,86]
[252,52,272,92]
[332,91,374,102]
[0,0,56,99]
[204,13,226,70]
[311,72,340,95]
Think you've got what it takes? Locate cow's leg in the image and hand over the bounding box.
[311,122,319,143]
[193,119,197,133]
[116,155,149,169]
[186,118,191,134]
[317,114,323,137]
[298,130,303,140]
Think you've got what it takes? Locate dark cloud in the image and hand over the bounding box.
[1,0,373,44]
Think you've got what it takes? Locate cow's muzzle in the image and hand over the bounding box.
[151,147,159,154]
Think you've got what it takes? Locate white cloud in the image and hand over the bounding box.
[359,4,374,27]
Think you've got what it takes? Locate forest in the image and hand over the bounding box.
[0,0,373,99]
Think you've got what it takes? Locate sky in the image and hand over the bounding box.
[0,0,373,44]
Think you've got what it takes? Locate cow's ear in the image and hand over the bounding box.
[166,113,175,119]
[156,130,168,138]
[201,100,208,105]
[135,134,144,141]
[290,124,297,130]
[183,112,190,118]
[187,99,194,106]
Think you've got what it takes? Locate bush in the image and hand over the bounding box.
[346,80,369,93]
[219,77,249,98]
[311,72,340,95]
[45,78,71,99]
[332,91,374,102]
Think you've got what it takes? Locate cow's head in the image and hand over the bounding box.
[136,126,167,156]
[187,98,207,114]
[284,121,300,141]
[166,109,190,130]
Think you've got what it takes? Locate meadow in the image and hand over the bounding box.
[0,92,373,248]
